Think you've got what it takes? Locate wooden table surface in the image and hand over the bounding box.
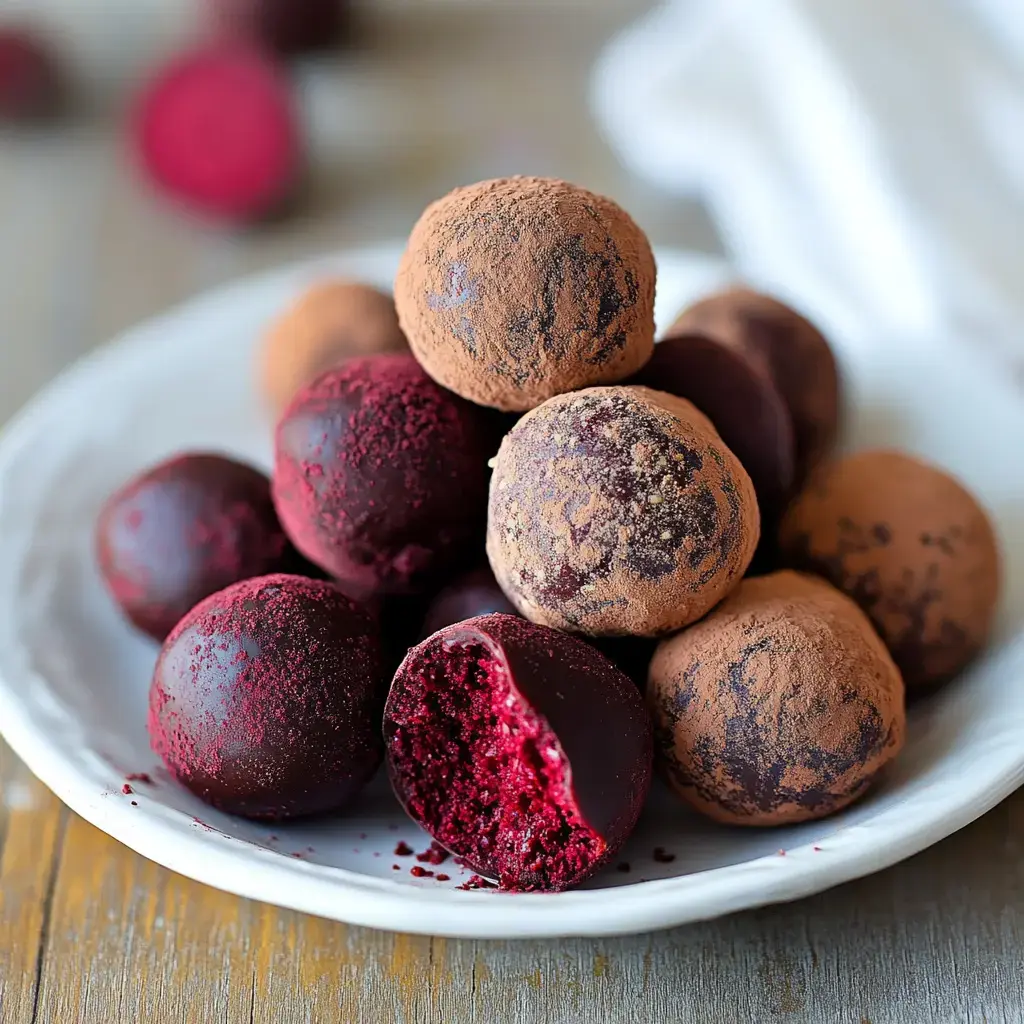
[1,7,1022,1022]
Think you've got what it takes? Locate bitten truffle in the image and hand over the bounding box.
[97,453,296,641]
[0,28,60,122]
[632,331,795,538]
[648,571,906,825]
[149,574,383,819]
[779,450,1001,692]
[261,280,408,412]
[419,565,517,639]
[210,0,349,55]
[273,353,495,597]
[487,385,760,636]
[384,613,652,891]
[395,177,656,412]
[671,288,839,483]
[133,44,300,222]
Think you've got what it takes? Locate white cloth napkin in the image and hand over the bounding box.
[592,0,1024,378]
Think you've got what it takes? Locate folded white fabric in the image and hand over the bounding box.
[593,0,1024,374]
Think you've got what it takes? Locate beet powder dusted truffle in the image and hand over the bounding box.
[133,44,300,222]
[149,574,383,819]
[260,280,408,413]
[96,453,296,641]
[385,613,652,892]
[273,352,495,597]
[779,449,1001,692]
[648,571,906,826]
[671,288,840,484]
[395,177,656,412]
[487,385,760,637]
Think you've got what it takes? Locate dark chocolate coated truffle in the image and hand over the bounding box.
[385,613,652,891]
[632,332,795,531]
[648,571,905,826]
[419,565,517,639]
[671,288,839,483]
[0,28,60,122]
[395,177,656,412]
[96,453,296,641]
[261,280,408,413]
[149,574,383,819]
[779,450,1001,692]
[487,385,760,637]
[272,352,495,597]
[210,0,349,56]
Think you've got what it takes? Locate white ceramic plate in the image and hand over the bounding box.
[1,244,1022,939]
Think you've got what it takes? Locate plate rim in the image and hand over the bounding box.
[0,242,1022,939]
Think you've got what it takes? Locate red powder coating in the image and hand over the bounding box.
[97,453,297,642]
[384,614,652,892]
[394,841,414,856]
[122,784,133,795]
[0,28,60,122]
[652,848,676,864]
[416,841,450,865]
[148,573,383,820]
[126,773,153,784]
[133,44,299,222]
[435,873,450,882]
[272,354,497,597]
[410,866,433,878]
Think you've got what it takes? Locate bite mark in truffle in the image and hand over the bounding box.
[648,571,905,826]
[486,385,759,636]
[384,614,652,892]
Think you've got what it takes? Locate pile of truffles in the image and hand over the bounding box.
[96,176,1003,893]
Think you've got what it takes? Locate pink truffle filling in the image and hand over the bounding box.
[386,641,604,892]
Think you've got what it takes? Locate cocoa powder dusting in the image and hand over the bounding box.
[779,449,1001,691]
[261,280,408,412]
[395,177,656,412]
[648,571,906,826]
[486,385,760,636]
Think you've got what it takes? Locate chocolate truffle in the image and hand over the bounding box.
[210,0,349,56]
[385,613,652,891]
[134,44,299,222]
[260,280,408,413]
[671,288,839,483]
[648,571,906,826]
[0,27,60,122]
[419,565,517,639]
[149,574,383,819]
[395,177,656,412]
[632,332,795,533]
[273,352,495,597]
[96,453,296,641]
[487,385,760,637]
[779,450,1001,692]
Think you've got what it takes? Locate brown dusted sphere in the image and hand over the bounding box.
[648,571,906,826]
[671,288,840,484]
[779,450,1001,692]
[261,281,408,413]
[486,385,760,637]
[395,177,656,412]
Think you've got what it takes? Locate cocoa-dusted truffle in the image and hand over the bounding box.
[419,565,516,639]
[96,453,296,641]
[779,450,1001,692]
[385,613,652,891]
[149,574,383,819]
[273,353,495,597]
[632,331,795,533]
[671,288,839,483]
[648,571,905,825]
[487,385,760,637]
[395,177,656,412]
[260,280,408,413]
